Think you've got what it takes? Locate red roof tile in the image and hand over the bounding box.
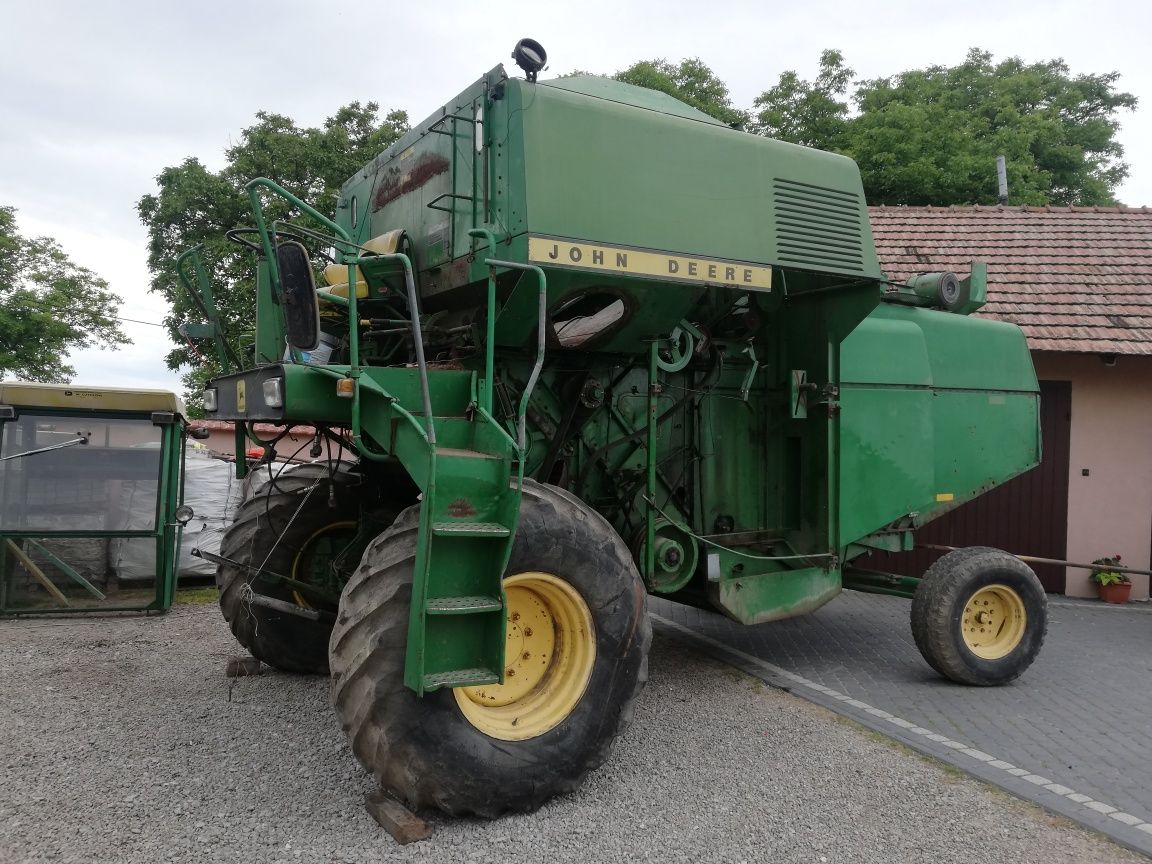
[869,206,1152,354]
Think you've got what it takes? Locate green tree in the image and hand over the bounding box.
[137,102,408,404]
[752,48,1137,206]
[849,49,1136,205]
[0,206,129,382]
[751,49,853,149]
[616,58,748,127]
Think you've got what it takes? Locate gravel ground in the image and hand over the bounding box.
[0,604,1140,864]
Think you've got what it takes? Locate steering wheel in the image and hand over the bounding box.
[226,228,335,262]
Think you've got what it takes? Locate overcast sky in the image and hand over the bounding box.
[3,0,1150,392]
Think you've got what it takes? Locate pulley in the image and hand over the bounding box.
[633,517,699,593]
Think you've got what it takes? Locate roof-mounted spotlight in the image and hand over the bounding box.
[512,38,547,83]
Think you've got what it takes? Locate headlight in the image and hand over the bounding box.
[174,504,195,525]
[202,388,218,412]
[262,377,284,408]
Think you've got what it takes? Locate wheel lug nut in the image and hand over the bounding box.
[524,628,533,637]
[522,652,531,660]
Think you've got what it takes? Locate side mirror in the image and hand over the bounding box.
[276,241,320,352]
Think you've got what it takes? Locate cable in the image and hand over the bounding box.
[113,316,166,327]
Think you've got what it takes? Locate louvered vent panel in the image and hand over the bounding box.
[772,179,866,272]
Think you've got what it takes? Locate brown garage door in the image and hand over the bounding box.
[860,380,1072,593]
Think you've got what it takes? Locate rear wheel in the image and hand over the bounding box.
[911,547,1047,686]
[329,480,651,816]
[217,463,363,674]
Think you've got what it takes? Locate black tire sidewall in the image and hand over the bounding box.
[343,482,649,814]
[913,549,1047,686]
[945,564,1045,685]
[219,466,359,673]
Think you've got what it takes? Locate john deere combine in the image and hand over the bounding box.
[182,40,1046,816]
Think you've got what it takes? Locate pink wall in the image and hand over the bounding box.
[1033,352,1152,600]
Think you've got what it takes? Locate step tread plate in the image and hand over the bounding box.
[423,667,500,689]
[425,595,504,614]
[431,521,511,537]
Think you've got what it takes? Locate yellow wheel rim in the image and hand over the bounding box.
[290,520,358,609]
[454,571,596,741]
[962,583,1027,660]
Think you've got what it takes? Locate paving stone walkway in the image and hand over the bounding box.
[651,591,1152,856]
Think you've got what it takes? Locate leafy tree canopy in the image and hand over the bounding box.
[0,206,129,383]
[137,102,408,405]
[616,58,748,127]
[753,48,1137,206]
[751,49,853,149]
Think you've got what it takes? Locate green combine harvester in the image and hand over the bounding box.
[183,40,1047,816]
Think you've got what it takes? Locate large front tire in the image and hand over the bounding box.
[217,463,361,674]
[911,547,1047,686]
[329,480,651,817]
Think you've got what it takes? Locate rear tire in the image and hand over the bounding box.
[217,463,361,674]
[329,480,651,817]
[911,547,1047,686]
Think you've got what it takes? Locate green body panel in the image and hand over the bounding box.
[338,70,882,308]
[520,79,881,279]
[838,305,1040,547]
[712,565,842,625]
[192,63,1042,689]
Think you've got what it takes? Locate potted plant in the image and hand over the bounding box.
[1090,554,1132,604]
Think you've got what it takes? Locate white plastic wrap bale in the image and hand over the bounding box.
[111,446,243,581]
[177,447,244,578]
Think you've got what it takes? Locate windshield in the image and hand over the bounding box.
[0,414,163,532]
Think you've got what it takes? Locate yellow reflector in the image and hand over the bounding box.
[336,378,355,399]
[935,492,955,502]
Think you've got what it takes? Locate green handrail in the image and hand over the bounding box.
[481,260,546,450]
[244,177,352,286]
[244,178,354,367]
[175,246,242,373]
[243,179,438,452]
[467,229,499,415]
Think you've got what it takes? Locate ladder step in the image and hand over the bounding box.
[426,595,503,614]
[431,521,511,538]
[422,667,500,690]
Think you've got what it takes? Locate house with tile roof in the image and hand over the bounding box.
[869,205,1152,600]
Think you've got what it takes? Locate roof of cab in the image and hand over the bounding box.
[0,382,185,414]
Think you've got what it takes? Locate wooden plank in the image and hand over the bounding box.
[224,657,263,677]
[24,539,105,600]
[5,539,70,606]
[365,791,432,844]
